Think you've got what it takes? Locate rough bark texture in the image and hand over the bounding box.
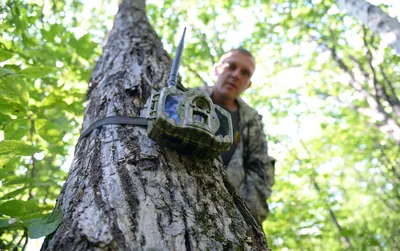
[42,0,269,250]
[337,0,400,55]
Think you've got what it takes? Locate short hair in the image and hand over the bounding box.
[219,48,255,64]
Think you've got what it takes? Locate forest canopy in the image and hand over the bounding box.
[0,0,399,250]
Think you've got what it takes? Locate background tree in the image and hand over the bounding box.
[337,0,400,54]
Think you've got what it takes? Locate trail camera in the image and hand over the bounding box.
[147,29,233,159]
[148,86,233,159]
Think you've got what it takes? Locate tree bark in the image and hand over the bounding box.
[41,0,269,250]
[337,0,400,55]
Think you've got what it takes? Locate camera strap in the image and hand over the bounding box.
[78,115,149,141]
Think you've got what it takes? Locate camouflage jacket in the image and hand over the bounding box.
[197,86,275,222]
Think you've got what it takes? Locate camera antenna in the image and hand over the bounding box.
[167,27,186,87]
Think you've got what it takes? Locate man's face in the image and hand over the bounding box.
[214,51,255,101]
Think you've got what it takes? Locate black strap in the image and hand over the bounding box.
[79,115,149,140]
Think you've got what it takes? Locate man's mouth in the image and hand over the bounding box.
[225,83,236,89]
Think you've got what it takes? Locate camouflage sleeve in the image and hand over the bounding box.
[240,115,275,222]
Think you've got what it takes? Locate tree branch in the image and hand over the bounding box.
[314,88,400,144]
[320,33,400,144]
[192,28,217,65]
[122,0,145,13]
[297,139,353,248]
[362,26,395,122]
[185,65,208,86]
[352,160,400,211]
[379,64,400,113]
[367,32,400,117]
[312,178,353,248]
[22,230,28,251]
[328,44,374,102]
[28,119,37,200]
[378,146,400,183]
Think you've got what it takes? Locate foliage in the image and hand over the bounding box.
[248,0,400,250]
[1,0,399,250]
[0,0,110,249]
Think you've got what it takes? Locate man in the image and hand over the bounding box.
[199,48,275,223]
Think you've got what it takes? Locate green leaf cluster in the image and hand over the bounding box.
[0,0,111,249]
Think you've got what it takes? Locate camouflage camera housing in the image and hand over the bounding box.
[147,86,233,159]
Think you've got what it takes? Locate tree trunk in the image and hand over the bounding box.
[41,0,269,250]
[337,0,400,55]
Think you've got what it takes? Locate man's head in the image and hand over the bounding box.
[213,48,256,105]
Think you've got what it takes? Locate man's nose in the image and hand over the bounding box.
[231,68,240,79]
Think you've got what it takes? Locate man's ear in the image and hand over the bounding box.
[213,63,221,76]
[246,81,252,89]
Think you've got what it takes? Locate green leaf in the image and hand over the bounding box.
[39,94,69,109]
[0,112,11,124]
[0,157,21,172]
[0,219,12,229]
[0,218,24,231]
[3,64,21,72]
[2,177,35,186]
[36,119,64,144]
[0,187,30,200]
[341,228,356,237]
[4,119,30,140]
[20,212,49,222]
[0,49,14,62]
[0,199,39,217]
[28,209,62,239]
[0,140,42,156]
[0,77,30,108]
[71,34,97,60]
[0,168,15,178]
[19,66,54,78]
[0,102,27,117]
[0,67,16,77]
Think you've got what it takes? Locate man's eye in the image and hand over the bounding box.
[241,70,250,77]
[229,64,236,71]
